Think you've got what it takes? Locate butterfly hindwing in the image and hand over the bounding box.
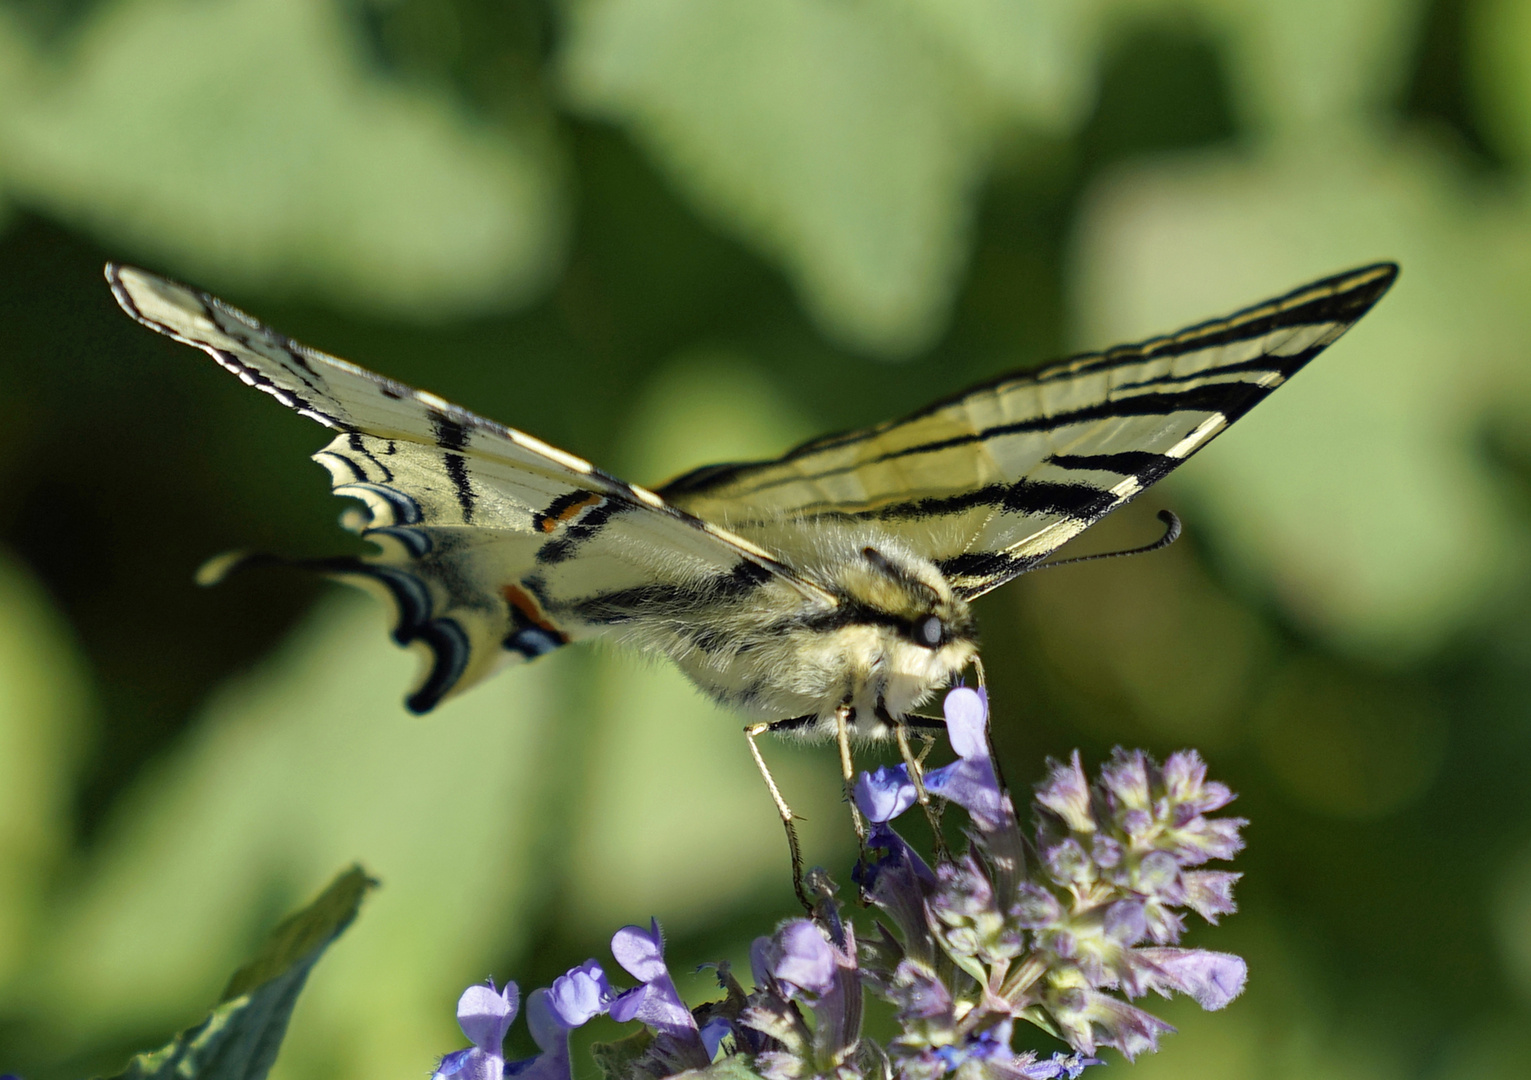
[108,264,830,712]
[660,263,1398,598]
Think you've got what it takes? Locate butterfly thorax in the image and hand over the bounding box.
[657,538,978,741]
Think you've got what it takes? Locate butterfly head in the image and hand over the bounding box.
[807,542,978,722]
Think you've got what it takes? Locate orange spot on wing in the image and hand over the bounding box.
[537,492,602,533]
[502,584,568,641]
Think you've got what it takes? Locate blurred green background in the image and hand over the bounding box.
[2,0,1531,1078]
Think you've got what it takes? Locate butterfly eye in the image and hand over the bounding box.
[916,615,944,648]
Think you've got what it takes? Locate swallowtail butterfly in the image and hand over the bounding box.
[108,263,1396,743]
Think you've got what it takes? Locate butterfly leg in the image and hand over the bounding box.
[891,713,949,861]
[835,702,869,850]
[745,720,811,911]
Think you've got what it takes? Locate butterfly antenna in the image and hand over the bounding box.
[1031,509,1183,572]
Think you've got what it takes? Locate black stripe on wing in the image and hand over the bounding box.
[1060,262,1397,377]
[561,559,775,625]
[657,262,1398,502]
[1047,452,1178,480]
[429,412,478,523]
[535,497,634,565]
[313,559,470,713]
[199,551,478,714]
[108,264,356,431]
[936,551,1041,587]
[720,382,1276,510]
[877,480,1118,522]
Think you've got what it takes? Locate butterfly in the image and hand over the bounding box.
[108,260,1394,762]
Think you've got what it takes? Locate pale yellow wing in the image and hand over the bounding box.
[108,264,832,712]
[661,263,1398,598]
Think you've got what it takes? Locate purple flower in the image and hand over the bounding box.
[436,964,613,1080]
[857,819,939,965]
[505,990,574,1080]
[1161,751,1234,815]
[1019,1052,1103,1079]
[933,1022,1011,1070]
[1097,749,1246,866]
[1181,869,1241,922]
[1099,750,1152,815]
[746,914,863,1078]
[856,764,918,823]
[1133,948,1247,1010]
[924,689,1012,832]
[1043,986,1176,1060]
[926,1023,1103,1080]
[1041,838,1094,887]
[943,687,989,758]
[763,920,838,995]
[430,695,1249,1080]
[1034,753,1095,834]
[1011,882,1062,928]
[609,919,698,1039]
[433,981,518,1080]
[929,853,1023,963]
[699,1016,733,1059]
[883,958,953,1024]
[545,960,612,1027]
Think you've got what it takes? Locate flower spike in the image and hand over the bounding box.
[432,688,1249,1080]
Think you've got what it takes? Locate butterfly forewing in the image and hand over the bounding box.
[659,263,1398,598]
[108,264,828,713]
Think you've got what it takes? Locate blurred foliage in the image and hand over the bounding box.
[1,2,1530,1080]
[106,867,372,1080]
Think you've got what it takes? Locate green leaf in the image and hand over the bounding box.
[674,1058,765,1080]
[561,0,993,356]
[100,866,375,1080]
[18,593,564,1080]
[561,0,1107,356]
[590,1027,654,1080]
[589,1030,766,1080]
[0,0,564,318]
[0,550,92,986]
[1469,0,1531,165]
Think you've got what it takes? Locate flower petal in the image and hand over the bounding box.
[1047,987,1175,1059]
[1101,749,1152,811]
[943,687,989,758]
[1019,1052,1102,1079]
[546,960,612,1028]
[1180,870,1241,922]
[769,921,838,995]
[925,757,1008,832]
[432,1048,476,1080]
[855,765,917,823]
[700,1016,733,1059]
[457,982,518,1054]
[436,1047,504,1080]
[505,992,573,1080]
[611,919,667,982]
[1035,753,1095,833]
[1135,948,1247,1010]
